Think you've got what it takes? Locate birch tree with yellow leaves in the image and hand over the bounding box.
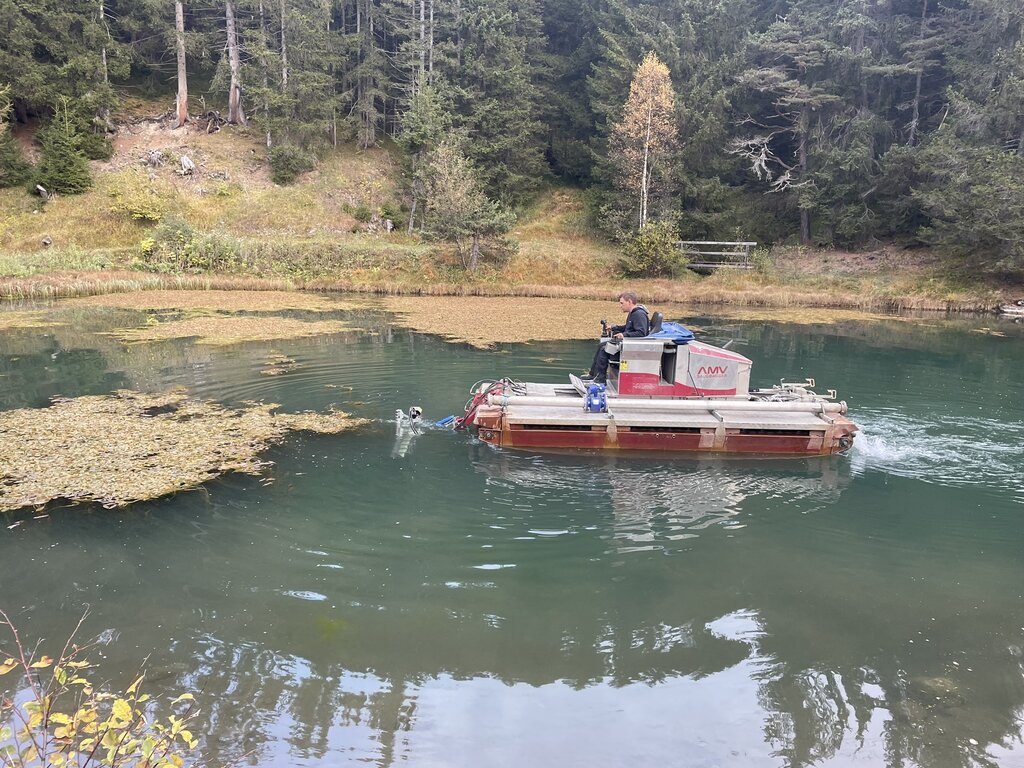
[609,52,678,230]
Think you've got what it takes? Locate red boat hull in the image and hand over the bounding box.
[473,407,857,456]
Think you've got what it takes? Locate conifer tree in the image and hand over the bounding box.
[400,82,454,233]
[449,0,549,203]
[608,51,678,230]
[733,10,842,244]
[423,139,515,270]
[34,101,92,195]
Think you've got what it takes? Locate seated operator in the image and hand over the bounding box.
[584,291,649,385]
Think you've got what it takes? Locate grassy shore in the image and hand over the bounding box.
[0,119,1013,312]
[0,241,1007,312]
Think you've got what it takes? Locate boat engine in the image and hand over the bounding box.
[584,383,608,413]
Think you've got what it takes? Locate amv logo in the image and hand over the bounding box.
[696,365,729,377]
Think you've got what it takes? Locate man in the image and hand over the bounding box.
[585,291,649,384]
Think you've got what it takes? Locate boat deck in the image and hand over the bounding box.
[506,380,834,432]
[503,404,831,431]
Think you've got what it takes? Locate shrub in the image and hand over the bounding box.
[619,221,681,277]
[352,203,374,223]
[380,200,405,230]
[110,184,165,222]
[139,217,243,273]
[268,144,315,185]
[0,611,204,768]
[751,246,774,275]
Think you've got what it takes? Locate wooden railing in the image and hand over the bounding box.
[679,241,757,271]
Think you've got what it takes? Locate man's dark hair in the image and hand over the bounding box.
[618,291,640,304]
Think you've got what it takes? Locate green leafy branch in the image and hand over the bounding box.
[0,610,202,768]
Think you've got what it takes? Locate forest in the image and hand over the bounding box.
[1,0,1023,275]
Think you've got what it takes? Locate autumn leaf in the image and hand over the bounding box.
[111,698,132,722]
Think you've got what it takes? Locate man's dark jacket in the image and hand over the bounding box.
[612,305,650,338]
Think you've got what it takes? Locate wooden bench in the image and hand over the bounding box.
[679,241,757,271]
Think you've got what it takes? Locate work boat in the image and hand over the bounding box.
[456,319,858,456]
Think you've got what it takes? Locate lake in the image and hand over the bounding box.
[0,299,1022,768]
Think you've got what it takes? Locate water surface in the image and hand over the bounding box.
[0,301,1022,768]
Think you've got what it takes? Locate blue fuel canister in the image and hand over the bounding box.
[585,383,607,413]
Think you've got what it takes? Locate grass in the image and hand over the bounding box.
[0,111,1011,311]
[0,245,130,277]
[0,125,406,253]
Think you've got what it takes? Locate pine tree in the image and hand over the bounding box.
[423,139,515,270]
[34,102,92,195]
[399,82,454,233]
[608,51,678,230]
[914,119,1024,272]
[448,0,549,203]
[0,0,123,136]
[732,8,843,244]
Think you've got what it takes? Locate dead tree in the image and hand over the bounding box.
[174,0,189,127]
[225,1,247,124]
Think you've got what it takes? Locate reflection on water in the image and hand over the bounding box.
[475,450,851,552]
[1,302,1023,767]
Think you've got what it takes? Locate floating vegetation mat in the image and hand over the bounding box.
[0,311,62,331]
[703,307,895,324]
[108,316,350,345]
[0,390,367,513]
[67,289,354,312]
[261,353,300,376]
[384,296,618,347]
[382,296,894,347]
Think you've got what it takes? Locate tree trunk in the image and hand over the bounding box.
[908,0,928,146]
[98,0,112,130]
[358,0,376,148]
[456,0,463,67]
[259,1,271,146]
[419,0,426,83]
[470,233,480,271]
[640,103,652,229]
[225,0,247,124]
[174,0,188,128]
[799,104,810,245]
[356,0,364,146]
[428,0,434,79]
[407,196,418,236]
[99,0,109,85]
[280,0,288,90]
[854,0,867,109]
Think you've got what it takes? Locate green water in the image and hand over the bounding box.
[1,301,1022,768]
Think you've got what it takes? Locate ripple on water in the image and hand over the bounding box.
[851,409,1024,503]
[279,590,329,602]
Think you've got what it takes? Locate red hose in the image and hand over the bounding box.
[454,381,505,430]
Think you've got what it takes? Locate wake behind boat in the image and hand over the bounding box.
[454,318,858,456]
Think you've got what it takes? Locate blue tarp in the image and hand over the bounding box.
[647,321,695,344]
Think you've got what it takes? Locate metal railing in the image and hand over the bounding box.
[678,241,757,271]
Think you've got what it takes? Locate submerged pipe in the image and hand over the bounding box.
[487,395,847,415]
